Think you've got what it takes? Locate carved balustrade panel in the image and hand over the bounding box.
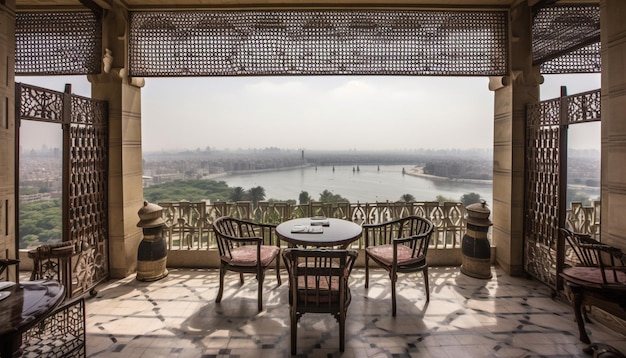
[158,200,467,250]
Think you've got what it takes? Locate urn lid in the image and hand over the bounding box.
[137,201,166,228]
[464,200,492,227]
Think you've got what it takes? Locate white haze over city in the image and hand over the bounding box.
[17,74,601,152]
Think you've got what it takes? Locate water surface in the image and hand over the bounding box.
[220,165,493,206]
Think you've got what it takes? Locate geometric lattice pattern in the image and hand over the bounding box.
[129,10,508,77]
[525,97,560,289]
[68,95,109,295]
[540,42,601,74]
[21,297,86,358]
[532,5,600,73]
[17,84,109,297]
[15,12,102,75]
[524,89,601,290]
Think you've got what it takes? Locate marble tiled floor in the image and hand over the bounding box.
[84,266,626,358]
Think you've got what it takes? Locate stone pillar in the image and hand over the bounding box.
[489,1,541,276]
[89,4,145,278]
[600,0,626,252]
[0,1,16,282]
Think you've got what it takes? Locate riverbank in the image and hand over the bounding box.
[405,166,493,185]
[202,163,313,180]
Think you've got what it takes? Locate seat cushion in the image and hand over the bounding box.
[366,244,425,267]
[563,266,626,285]
[223,245,279,267]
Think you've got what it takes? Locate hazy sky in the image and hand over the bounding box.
[17,73,600,152]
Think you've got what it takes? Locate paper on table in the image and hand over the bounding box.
[310,216,330,226]
[291,225,323,233]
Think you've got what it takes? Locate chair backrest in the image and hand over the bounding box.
[560,227,626,285]
[364,215,434,252]
[560,228,604,267]
[212,216,277,257]
[282,248,358,314]
[28,241,74,281]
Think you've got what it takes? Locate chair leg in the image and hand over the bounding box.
[216,265,225,303]
[275,255,282,286]
[423,268,430,302]
[257,271,264,312]
[339,311,346,352]
[239,273,244,285]
[570,285,591,344]
[391,272,397,317]
[365,255,370,289]
[290,309,297,355]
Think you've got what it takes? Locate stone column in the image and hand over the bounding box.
[89,4,145,278]
[0,1,16,281]
[600,0,626,252]
[489,1,541,276]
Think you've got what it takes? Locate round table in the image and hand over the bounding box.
[276,218,362,248]
[0,280,65,358]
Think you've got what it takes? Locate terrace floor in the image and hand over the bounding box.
[83,266,626,358]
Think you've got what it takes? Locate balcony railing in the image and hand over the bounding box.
[159,200,467,251]
[565,200,600,240]
[158,199,601,252]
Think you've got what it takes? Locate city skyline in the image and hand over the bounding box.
[17,73,600,153]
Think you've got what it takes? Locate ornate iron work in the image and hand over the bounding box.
[17,84,108,298]
[15,12,102,75]
[532,5,600,73]
[129,10,508,77]
[524,88,601,290]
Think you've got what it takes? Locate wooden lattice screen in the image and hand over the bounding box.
[15,12,102,75]
[17,83,108,298]
[524,88,601,292]
[129,10,509,77]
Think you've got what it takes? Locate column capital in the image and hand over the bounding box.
[88,48,145,88]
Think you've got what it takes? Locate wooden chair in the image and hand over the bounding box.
[282,248,358,355]
[212,216,281,312]
[559,228,626,345]
[363,215,434,316]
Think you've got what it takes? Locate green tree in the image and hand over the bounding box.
[247,186,266,208]
[299,191,311,204]
[460,192,482,207]
[318,190,348,203]
[435,195,456,203]
[230,186,246,202]
[400,193,415,202]
[143,179,232,203]
[18,199,62,249]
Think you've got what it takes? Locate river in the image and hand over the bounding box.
[219,165,493,206]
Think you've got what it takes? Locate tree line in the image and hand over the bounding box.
[19,179,484,249]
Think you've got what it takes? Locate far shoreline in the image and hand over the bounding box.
[404,166,493,185]
[206,164,493,186]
